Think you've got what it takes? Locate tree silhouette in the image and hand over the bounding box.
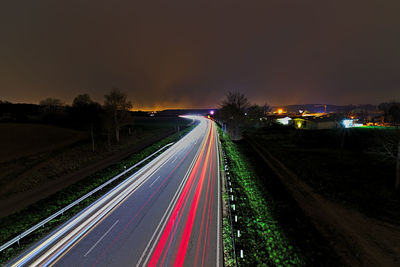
[220,92,250,140]
[104,88,132,143]
[71,94,102,151]
[39,97,65,123]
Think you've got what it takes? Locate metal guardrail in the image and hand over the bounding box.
[0,143,174,253]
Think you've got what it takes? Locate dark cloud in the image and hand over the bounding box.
[1,0,399,109]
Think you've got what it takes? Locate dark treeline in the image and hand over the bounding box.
[0,88,141,151]
[378,102,400,125]
[215,92,400,134]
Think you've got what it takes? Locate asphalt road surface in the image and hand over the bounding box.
[9,116,222,267]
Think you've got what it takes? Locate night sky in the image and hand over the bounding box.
[1,0,399,110]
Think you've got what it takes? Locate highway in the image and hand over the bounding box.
[9,116,222,267]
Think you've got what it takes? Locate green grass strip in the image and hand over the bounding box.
[218,126,305,266]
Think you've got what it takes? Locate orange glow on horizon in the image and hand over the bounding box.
[130,105,203,112]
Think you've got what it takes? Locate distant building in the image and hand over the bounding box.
[292,116,340,130]
[276,116,292,125]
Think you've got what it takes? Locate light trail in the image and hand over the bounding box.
[193,147,214,266]
[135,138,205,267]
[90,129,205,267]
[174,126,214,267]
[147,119,218,267]
[201,152,216,266]
[147,127,211,266]
[9,116,221,267]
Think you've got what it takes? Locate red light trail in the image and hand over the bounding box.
[91,139,198,267]
[148,120,217,267]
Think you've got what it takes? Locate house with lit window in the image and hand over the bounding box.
[292,115,341,130]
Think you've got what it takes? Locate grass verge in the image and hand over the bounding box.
[0,124,195,264]
[218,126,304,266]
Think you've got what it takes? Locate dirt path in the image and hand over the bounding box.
[0,130,174,218]
[247,138,400,267]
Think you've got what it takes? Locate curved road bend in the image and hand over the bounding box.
[9,116,222,267]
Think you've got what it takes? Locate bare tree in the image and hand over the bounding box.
[247,103,270,120]
[71,94,101,152]
[72,94,92,107]
[261,103,271,115]
[40,98,63,106]
[39,97,65,123]
[220,92,250,140]
[39,98,64,113]
[104,88,132,143]
[388,104,400,126]
[102,106,114,147]
[378,102,400,125]
[221,92,250,119]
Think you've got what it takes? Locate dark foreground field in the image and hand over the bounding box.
[0,117,189,217]
[244,126,400,266]
[0,123,87,163]
[245,127,400,223]
[236,140,342,266]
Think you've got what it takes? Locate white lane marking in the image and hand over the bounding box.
[171,156,177,163]
[149,176,161,187]
[84,220,119,257]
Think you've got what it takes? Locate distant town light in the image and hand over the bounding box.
[210,110,215,115]
[342,119,353,128]
[297,122,302,128]
[277,108,283,115]
[277,117,292,125]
